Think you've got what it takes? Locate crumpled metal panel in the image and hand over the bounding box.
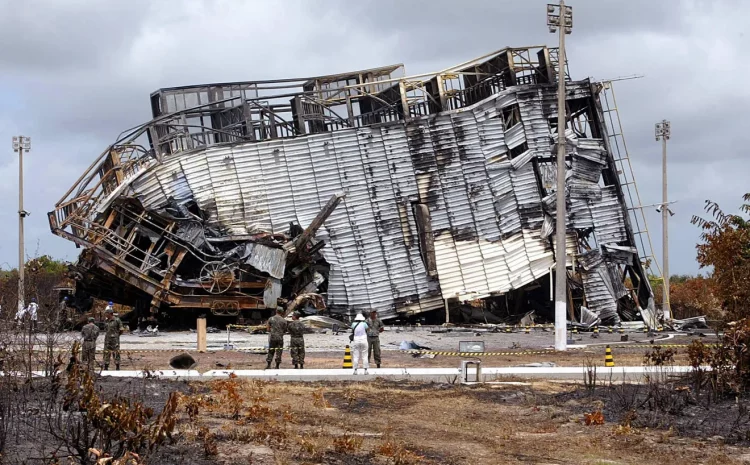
[205,146,246,235]
[591,186,628,245]
[578,248,620,323]
[232,144,273,233]
[245,243,287,280]
[125,79,641,320]
[263,278,282,309]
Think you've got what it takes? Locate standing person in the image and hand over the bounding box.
[26,298,39,332]
[366,310,385,368]
[14,304,26,329]
[266,307,287,369]
[289,312,306,369]
[350,313,369,375]
[81,317,100,372]
[103,308,123,370]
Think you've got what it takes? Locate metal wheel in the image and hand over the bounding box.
[199,261,235,294]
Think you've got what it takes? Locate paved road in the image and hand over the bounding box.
[31,327,699,353]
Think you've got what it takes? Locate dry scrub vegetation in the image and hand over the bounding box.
[156,375,750,465]
[1,353,750,464]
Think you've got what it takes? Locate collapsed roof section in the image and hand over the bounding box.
[48,45,655,325]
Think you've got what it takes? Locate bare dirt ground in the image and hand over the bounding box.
[116,378,750,464]
[2,370,750,464]
[111,331,713,371]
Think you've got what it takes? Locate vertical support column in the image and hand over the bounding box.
[436,74,447,110]
[553,3,568,352]
[17,142,25,316]
[197,317,207,353]
[398,81,410,121]
[661,134,670,321]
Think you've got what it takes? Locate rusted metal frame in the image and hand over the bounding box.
[153,63,402,95]
[140,222,174,271]
[159,123,255,144]
[301,95,352,126]
[93,210,118,245]
[109,149,125,185]
[110,205,226,263]
[60,214,164,273]
[291,193,346,252]
[171,294,264,309]
[150,247,187,312]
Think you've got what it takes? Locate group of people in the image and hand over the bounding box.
[79,303,124,372]
[350,310,384,375]
[14,298,38,331]
[265,308,384,374]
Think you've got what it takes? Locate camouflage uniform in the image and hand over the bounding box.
[266,314,287,367]
[103,316,123,369]
[365,315,384,366]
[288,319,306,368]
[81,321,100,371]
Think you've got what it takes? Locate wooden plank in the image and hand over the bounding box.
[196,317,207,352]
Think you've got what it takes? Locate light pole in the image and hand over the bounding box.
[12,136,31,315]
[548,1,573,351]
[655,121,671,321]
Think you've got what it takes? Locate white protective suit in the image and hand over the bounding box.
[350,316,369,373]
[26,302,38,322]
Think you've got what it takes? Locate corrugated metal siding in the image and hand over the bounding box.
[129,80,636,318]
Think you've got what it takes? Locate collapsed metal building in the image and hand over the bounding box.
[48,45,659,325]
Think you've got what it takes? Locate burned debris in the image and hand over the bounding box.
[48,45,655,326]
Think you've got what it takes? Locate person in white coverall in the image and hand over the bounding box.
[26,298,39,332]
[15,305,26,328]
[350,313,369,375]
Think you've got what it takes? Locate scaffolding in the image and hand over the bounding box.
[599,82,662,281]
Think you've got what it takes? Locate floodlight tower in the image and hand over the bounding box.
[547,1,573,351]
[12,136,31,314]
[655,120,671,321]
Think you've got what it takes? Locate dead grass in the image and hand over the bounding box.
[167,378,748,465]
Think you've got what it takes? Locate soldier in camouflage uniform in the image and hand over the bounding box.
[81,316,100,372]
[289,312,306,369]
[266,307,287,369]
[103,308,124,370]
[366,310,385,368]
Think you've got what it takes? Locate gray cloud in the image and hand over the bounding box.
[0,0,746,276]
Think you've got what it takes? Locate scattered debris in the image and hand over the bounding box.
[673,316,709,331]
[301,315,343,331]
[138,325,160,337]
[399,341,431,351]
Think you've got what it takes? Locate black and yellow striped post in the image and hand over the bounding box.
[618,327,624,335]
[525,325,530,334]
[593,326,599,336]
[608,326,613,334]
[572,327,578,335]
[605,345,615,367]
[343,345,352,369]
[643,326,649,334]
[657,326,664,332]
[505,326,512,333]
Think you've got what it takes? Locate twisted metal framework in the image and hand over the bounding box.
[47,45,656,325]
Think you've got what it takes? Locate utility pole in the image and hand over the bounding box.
[547,1,573,351]
[655,121,671,321]
[12,136,31,316]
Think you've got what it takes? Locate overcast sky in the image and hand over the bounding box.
[0,0,747,276]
